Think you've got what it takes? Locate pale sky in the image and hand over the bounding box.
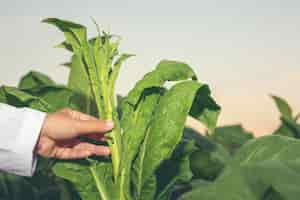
[0,0,300,135]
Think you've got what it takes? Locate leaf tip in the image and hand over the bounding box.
[41,18,55,24]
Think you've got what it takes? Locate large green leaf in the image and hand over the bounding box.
[42,18,88,51]
[180,135,300,200]
[18,71,56,89]
[43,20,100,114]
[43,19,94,115]
[53,160,116,200]
[0,85,80,113]
[119,60,208,200]
[23,86,80,111]
[132,81,208,199]
[120,87,165,200]
[0,86,52,112]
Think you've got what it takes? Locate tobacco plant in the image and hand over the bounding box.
[0,18,220,200]
[43,18,222,200]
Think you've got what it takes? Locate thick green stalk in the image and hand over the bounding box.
[119,160,131,199]
[119,171,126,200]
[89,32,122,187]
[89,166,109,200]
[99,73,121,181]
[108,118,121,181]
[91,47,121,183]
[82,44,121,182]
[95,47,121,182]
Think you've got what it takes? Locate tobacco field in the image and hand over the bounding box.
[0,18,300,200]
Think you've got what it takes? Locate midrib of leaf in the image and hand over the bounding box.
[89,165,109,200]
[4,87,55,112]
[81,49,103,116]
[135,126,151,197]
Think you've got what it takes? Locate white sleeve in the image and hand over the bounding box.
[0,103,46,177]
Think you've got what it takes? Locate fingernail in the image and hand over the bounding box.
[105,120,114,128]
[84,151,92,157]
[103,147,111,155]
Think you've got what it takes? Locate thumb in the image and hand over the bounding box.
[73,119,114,136]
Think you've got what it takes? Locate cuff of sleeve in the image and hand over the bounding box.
[15,108,46,176]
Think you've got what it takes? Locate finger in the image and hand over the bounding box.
[94,145,111,156]
[61,108,98,121]
[54,148,93,159]
[74,120,114,136]
[74,142,110,156]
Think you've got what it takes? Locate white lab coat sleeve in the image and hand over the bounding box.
[0,103,46,177]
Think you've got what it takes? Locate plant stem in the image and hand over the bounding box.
[119,172,126,200]
[99,65,121,182]
[84,44,121,182]
[89,166,109,200]
[109,132,120,180]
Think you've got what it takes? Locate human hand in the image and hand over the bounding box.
[37,108,113,159]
